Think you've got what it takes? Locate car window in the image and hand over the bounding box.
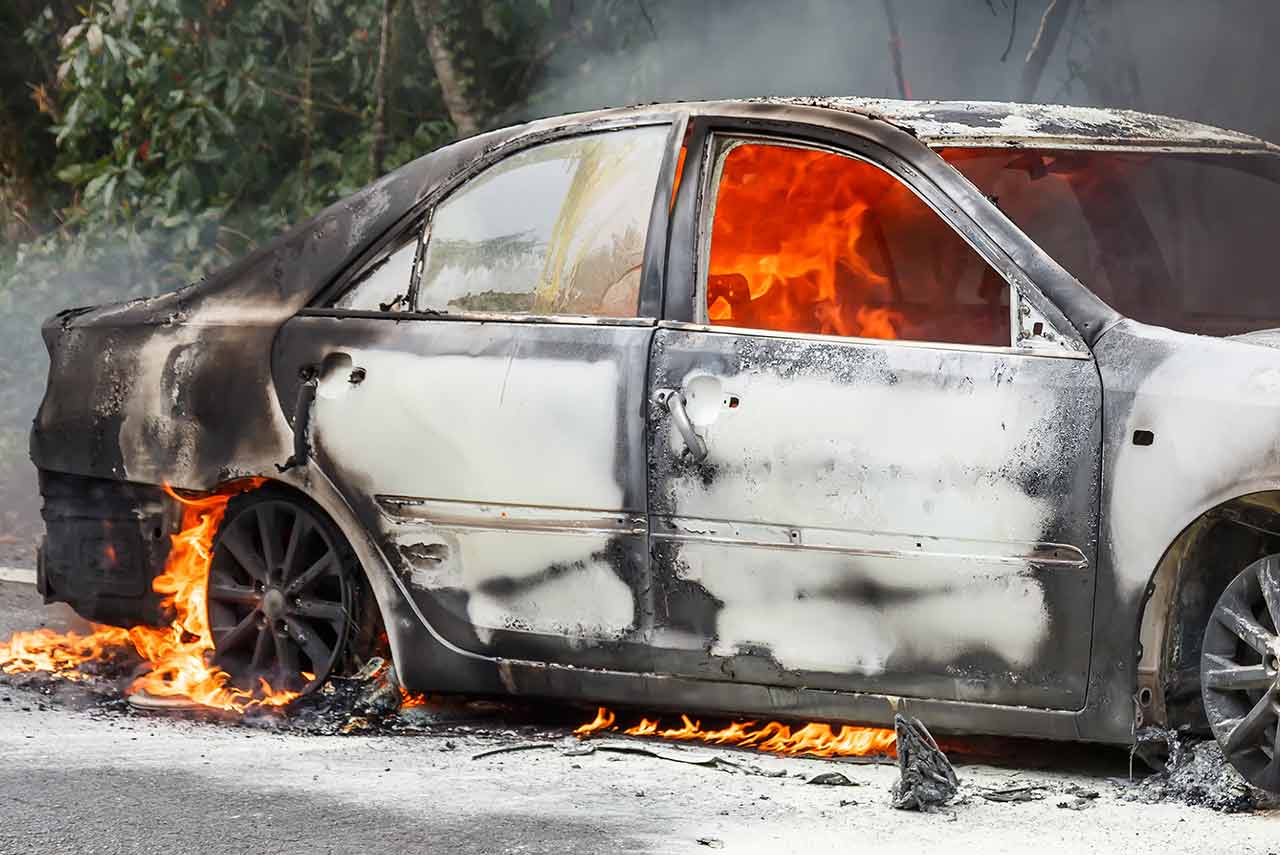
[332,230,419,311]
[943,148,1280,336]
[702,140,1011,347]
[417,125,669,317]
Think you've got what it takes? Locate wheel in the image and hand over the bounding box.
[1200,553,1280,792]
[206,490,366,695]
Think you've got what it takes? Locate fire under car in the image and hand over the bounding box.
[28,98,1280,791]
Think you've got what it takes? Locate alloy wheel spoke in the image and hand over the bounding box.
[216,610,261,653]
[257,505,279,573]
[251,625,272,671]
[292,596,346,624]
[1202,653,1274,691]
[208,582,260,607]
[274,625,300,675]
[281,513,309,581]
[284,616,334,671]
[220,522,269,583]
[1215,598,1276,656]
[1259,560,1280,634]
[284,551,334,596]
[1225,688,1279,757]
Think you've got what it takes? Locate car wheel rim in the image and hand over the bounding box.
[206,499,352,694]
[1201,553,1280,792]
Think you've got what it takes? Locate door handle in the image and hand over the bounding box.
[655,388,708,462]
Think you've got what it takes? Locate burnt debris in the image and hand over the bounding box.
[890,714,959,811]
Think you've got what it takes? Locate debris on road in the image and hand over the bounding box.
[1129,737,1280,813]
[979,784,1047,803]
[890,714,959,811]
[472,742,557,760]
[806,771,858,786]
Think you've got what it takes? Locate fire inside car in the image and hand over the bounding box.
[704,141,1010,346]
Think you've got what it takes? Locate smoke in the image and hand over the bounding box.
[520,0,1280,140]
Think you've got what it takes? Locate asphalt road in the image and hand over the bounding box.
[2,579,1279,855]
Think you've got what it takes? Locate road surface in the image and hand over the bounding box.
[1,579,1277,854]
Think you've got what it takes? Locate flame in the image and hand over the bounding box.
[705,142,1010,346]
[575,706,896,759]
[400,688,429,709]
[0,625,132,679]
[706,143,903,339]
[0,478,298,712]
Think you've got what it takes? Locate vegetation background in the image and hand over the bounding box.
[1,0,1279,554]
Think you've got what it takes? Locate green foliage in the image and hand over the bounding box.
[10,0,462,293]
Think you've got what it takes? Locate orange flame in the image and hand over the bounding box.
[400,688,429,709]
[0,478,298,712]
[706,142,1009,348]
[575,706,896,759]
[0,625,131,679]
[707,143,903,340]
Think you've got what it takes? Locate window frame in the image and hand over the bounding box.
[307,115,686,326]
[664,117,1091,359]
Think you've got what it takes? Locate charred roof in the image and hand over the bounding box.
[734,97,1277,152]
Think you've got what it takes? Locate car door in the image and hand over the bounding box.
[645,126,1102,710]
[274,122,679,672]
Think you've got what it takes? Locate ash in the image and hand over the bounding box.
[1129,735,1280,813]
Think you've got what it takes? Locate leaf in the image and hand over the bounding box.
[102,174,119,210]
[84,171,112,200]
[118,37,144,60]
[60,23,84,50]
[56,164,88,184]
[205,105,235,136]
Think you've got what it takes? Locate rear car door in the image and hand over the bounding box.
[646,127,1102,710]
[274,123,677,671]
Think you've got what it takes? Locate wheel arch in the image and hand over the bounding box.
[1136,489,1280,731]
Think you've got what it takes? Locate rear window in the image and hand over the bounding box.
[416,126,669,317]
[944,148,1280,336]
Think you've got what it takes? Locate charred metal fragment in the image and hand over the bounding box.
[890,714,959,811]
[277,365,318,473]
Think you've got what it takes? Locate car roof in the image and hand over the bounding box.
[596,97,1276,154]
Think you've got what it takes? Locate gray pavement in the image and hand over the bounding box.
[2,580,1279,854]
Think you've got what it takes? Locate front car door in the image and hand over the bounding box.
[645,118,1103,710]
[275,121,678,671]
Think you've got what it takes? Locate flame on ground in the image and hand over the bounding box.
[0,478,298,712]
[574,706,897,759]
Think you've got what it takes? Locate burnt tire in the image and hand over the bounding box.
[1200,553,1280,793]
[206,488,374,696]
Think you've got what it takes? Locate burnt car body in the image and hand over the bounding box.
[30,98,1280,789]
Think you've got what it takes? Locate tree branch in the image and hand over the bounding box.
[881,0,911,99]
[371,0,397,177]
[1018,0,1073,102]
[410,0,480,137]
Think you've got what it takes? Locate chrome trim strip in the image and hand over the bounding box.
[652,515,1088,569]
[376,495,647,536]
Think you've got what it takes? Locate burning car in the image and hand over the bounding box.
[24,98,1280,790]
